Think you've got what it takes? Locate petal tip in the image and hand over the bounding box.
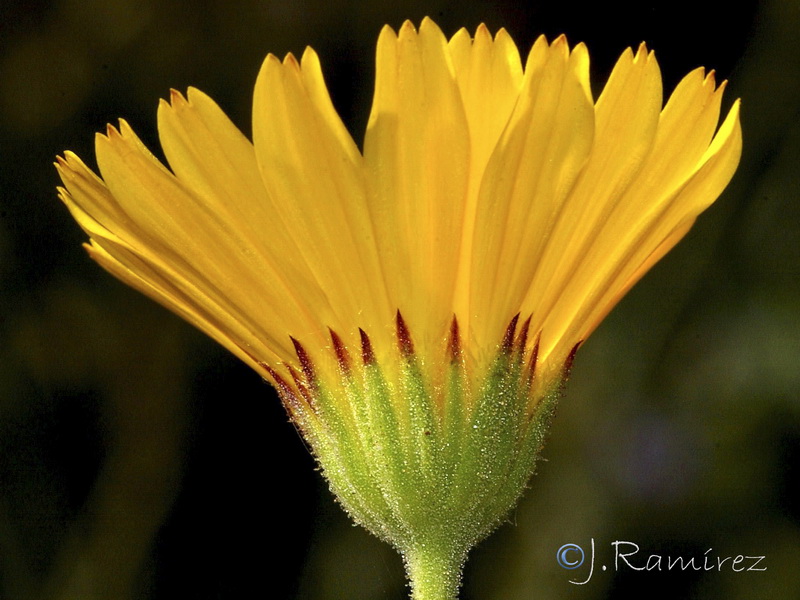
[168,88,186,106]
[399,19,418,37]
[283,52,300,69]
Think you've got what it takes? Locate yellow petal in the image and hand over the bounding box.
[94,120,332,363]
[468,35,595,363]
[544,97,742,361]
[157,87,344,344]
[586,98,743,335]
[448,24,523,180]
[56,156,288,373]
[59,155,298,366]
[363,18,471,364]
[252,48,390,356]
[56,151,132,235]
[448,25,524,326]
[518,43,663,361]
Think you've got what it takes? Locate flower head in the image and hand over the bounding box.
[56,18,741,599]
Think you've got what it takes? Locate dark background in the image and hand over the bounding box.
[1,0,798,598]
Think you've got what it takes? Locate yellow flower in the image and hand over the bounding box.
[56,18,741,600]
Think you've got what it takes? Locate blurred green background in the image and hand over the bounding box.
[1,0,798,598]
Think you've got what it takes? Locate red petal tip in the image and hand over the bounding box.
[563,341,582,379]
[359,328,376,365]
[396,310,415,358]
[526,332,541,387]
[290,336,316,384]
[501,313,520,353]
[516,315,532,357]
[329,328,351,375]
[447,315,462,363]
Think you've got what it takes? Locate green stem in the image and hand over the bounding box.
[404,543,466,600]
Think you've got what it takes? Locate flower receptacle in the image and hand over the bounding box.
[286,314,567,598]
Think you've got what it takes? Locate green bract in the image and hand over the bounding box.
[283,314,568,600]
